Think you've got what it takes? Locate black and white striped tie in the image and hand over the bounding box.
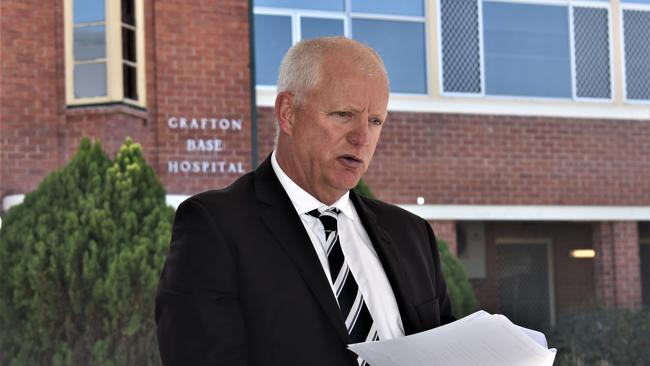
[308,208,379,349]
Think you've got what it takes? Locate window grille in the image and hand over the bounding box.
[573,7,611,99]
[623,9,650,101]
[440,0,481,94]
[497,243,551,329]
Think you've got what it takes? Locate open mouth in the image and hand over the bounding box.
[338,155,363,168]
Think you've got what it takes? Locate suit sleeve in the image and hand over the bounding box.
[425,221,456,325]
[155,198,247,366]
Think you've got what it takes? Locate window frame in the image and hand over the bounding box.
[438,0,614,103]
[64,0,146,107]
[620,2,650,105]
[253,1,429,96]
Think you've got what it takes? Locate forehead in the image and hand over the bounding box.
[310,50,389,102]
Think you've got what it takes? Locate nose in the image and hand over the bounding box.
[346,114,370,147]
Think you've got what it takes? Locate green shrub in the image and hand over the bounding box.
[354,178,375,199]
[438,240,479,318]
[0,138,173,366]
[354,178,478,318]
[546,307,650,366]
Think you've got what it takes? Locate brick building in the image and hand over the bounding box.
[1,0,649,328]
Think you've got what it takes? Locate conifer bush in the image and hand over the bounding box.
[438,241,479,318]
[0,138,173,365]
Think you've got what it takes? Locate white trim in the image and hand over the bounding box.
[399,204,650,221]
[348,13,426,22]
[569,3,578,100]
[166,194,189,209]
[2,194,26,212]
[6,194,649,223]
[620,5,650,104]
[256,87,650,120]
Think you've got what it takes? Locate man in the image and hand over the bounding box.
[155,37,454,365]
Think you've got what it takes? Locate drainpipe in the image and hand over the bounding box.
[247,0,259,169]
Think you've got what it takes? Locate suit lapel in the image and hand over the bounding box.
[253,157,350,343]
[350,191,421,335]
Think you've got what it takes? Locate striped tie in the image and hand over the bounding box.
[308,208,379,349]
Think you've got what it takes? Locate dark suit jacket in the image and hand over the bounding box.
[155,156,454,365]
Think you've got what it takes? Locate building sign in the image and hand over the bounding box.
[166,116,246,175]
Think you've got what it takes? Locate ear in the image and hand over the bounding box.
[275,92,296,136]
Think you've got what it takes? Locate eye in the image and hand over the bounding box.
[369,117,383,126]
[333,111,352,118]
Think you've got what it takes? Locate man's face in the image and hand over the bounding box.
[279,52,389,204]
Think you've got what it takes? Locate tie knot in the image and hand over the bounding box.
[307,207,340,232]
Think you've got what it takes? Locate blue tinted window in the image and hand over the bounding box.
[352,0,424,17]
[301,18,344,40]
[483,2,572,98]
[352,19,426,93]
[74,26,106,60]
[623,0,650,4]
[74,0,105,24]
[254,0,343,11]
[74,63,107,97]
[254,15,292,85]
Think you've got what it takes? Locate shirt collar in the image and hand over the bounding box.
[271,150,355,220]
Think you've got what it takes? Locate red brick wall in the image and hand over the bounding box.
[1,0,64,198]
[593,221,641,309]
[1,0,254,202]
[428,220,457,255]
[257,107,650,206]
[154,0,253,195]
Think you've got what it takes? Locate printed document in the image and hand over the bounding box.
[349,310,556,366]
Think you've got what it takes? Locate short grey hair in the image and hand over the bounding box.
[276,36,388,106]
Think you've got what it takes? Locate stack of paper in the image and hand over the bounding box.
[349,310,556,366]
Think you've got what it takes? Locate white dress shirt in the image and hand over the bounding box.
[271,151,405,341]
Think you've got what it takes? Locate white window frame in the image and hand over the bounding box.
[253,1,429,96]
[439,0,615,103]
[64,0,146,107]
[620,2,650,105]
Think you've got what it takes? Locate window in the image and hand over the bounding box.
[65,0,146,106]
[621,2,650,102]
[253,0,427,94]
[440,0,613,101]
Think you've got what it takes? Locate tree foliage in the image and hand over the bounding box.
[438,240,479,318]
[0,138,173,365]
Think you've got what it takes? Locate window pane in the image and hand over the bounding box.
[123,64,138,100]
[254,14,292,85]
[352,19,427,93]
[122,27,136,62]
[121,0,136,26]
[74,0,105,24]
[483,2,572,98]
[573,7,611,99]
[440,0,481,93]
[254,0,343,11]
[623,0,650,4]
[623,10,650,100]
[74,62,107,98]
[352,0,423,17]
[301,18,344,40]
[74,25,106,61]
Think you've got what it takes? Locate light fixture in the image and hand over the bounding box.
[417,196,425,205]
[570,249,596,258]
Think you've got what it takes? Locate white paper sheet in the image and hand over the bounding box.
[349,311,556,366]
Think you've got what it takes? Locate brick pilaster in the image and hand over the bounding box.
[593,221,641,309]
